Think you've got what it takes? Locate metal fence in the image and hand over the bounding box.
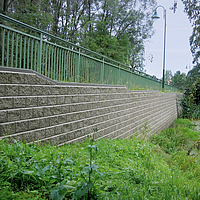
[0,14,180,91]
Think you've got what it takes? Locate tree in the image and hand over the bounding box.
[186,63,200,88]
[171,71,186,89]
[182,0,200,64]
[1,0,53,31]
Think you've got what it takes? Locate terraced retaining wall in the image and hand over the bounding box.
[0,66,180,145]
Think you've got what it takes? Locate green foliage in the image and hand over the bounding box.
[1,119,200,199]
[150,119,197,154]
[182,0,200,64]
[2,0,156,71]
[171,70,187,89]
[181,76,200,120]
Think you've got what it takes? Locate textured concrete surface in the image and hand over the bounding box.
[0,68,181,145]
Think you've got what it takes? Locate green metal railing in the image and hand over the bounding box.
[0,14,180,91]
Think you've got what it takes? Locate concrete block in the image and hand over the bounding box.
[5,85,19,96]
[0,72,12,84]
[61,105,70,114]
[42,86,52,95]
[20,108,32,120]
[23,131,35,143]
[62,123,70,133]
[49,116,59,126]
[35,129,46,140]
[12,134,23,142]
[24,74,37,85]
[15,120,29,133]
[29,119,41,130]
[58,115,67,124]
[56,96,65,105]
[31,86,44,96]
[11,73,25,84]
[71,95,79,103]
[0,110,7,123]
[7,109,21,121]
[43,107,51,117]
[50,106,62,115]
[34,75,47,85]
[46,127,55,137]
[48,96,57,105]
[0,122,15,136]
[0,97,13,109]
[32,107,44,118]
[14,97,26,108]
[26,96,38,107]
[54,126,62,135]
[37,96,48,106]
[40,117,50,128]
[51,86,61,95]
[64,96,71,104]
[19,85,32,96]
[59,134,67,143]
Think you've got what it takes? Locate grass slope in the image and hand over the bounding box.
[0,119,200,199]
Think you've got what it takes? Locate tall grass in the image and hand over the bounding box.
[0,119,200,199]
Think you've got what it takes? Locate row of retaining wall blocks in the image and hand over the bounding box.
[0,68,180,145]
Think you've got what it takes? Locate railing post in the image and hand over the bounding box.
[76,48,80,82]
[118,65,120,84]
[100,58,104,84]
[37,33,43,74]
[2,29,5,66]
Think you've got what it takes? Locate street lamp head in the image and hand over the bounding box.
[152,10,160,19]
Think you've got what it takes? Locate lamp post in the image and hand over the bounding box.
[152,5,166,90]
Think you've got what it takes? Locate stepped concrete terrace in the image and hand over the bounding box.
[0,66,180,145]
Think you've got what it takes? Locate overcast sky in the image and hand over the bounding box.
[144,0,193,78]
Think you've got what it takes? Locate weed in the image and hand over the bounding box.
[0,119,200,199]
[74,128,103,199]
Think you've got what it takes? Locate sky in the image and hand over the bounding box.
[144,0,193,79]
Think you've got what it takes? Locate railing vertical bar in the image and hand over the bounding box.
[42,42,45,75]
[63,50,66,81]
[100,58,104,84]
[66,50,69,81]
[23,36,27,68]
[15,33,18,68]
[54,47,56,80]
[37,33,43,74]
[58,48,62,81]
[72,52,75,82]
[45,43,48,77]
[2,29,5,66]
[11,32,14,68]
[31,39,34,70]
[76,48,80,82]
[70,52,72,81]
[27,37,30,69]
[51,46,54,79]
[34,39,37,71]
[48,45,51,78]
[6,30,10,67]
[19,35,22,68]
[61,49,64,81]
[85,57,88,83]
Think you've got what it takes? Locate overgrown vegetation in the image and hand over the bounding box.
[0,119,200,199]
[181,77,200,119]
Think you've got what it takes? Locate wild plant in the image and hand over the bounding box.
[74,128,104,199]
